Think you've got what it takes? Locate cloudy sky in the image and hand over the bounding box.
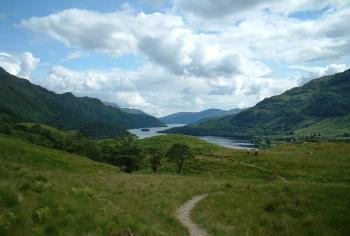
[0,0,349,116]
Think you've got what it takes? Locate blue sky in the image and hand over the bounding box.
[0,0,349,116]
[0,0,153,70]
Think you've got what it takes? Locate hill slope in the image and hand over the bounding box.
[163,69,350,138]
[0,67,164,135]
[104,102,147,115]
[159,108,242,124]
[1,134,350,235]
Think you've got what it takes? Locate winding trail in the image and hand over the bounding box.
[239,161,288,182]
[176,194,209,236]
[175,159,287,236]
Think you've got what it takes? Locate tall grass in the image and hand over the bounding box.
[1,134,350,235]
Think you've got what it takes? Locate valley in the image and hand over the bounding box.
[128,124,254,149]
[1,67,350,236]
[1,1,350,234]
[163,69,350,141]
[1,133,349,235]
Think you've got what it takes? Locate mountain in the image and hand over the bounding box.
[104,102,147,115]
[163,69,350,138]
[121,108,147,115]
[0,67,165,137]
[159,108,243,124]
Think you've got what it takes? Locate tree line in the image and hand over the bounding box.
[0,122,193,174]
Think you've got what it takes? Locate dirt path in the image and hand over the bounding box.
[239,161,288,182]
[176,194,209,236]
[175,161,287,236]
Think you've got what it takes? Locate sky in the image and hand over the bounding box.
[0,0,349,117]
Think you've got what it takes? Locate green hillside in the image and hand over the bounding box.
[163,69,350,138]
[0,67,164,137]
[159,108,242,124]
[1,134,350,235]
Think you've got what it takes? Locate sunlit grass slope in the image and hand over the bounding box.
[194,181,350,235]
[1,133,350,235]
[0,135,230,235]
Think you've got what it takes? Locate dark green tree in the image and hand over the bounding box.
[104,135,142,173]
[166,143,193,174]
[146,147,163,173]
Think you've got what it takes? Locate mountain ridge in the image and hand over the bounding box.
[162,69,350,138]
[159,108,243,124]
[104,102,147,115]
[0,67,165,137]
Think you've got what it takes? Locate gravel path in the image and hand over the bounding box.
[176,194,209,236]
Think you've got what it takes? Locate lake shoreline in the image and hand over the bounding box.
[128,124,254,149]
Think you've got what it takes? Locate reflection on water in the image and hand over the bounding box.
[128,124,254,149]
[198,136,254,150]
[127,124,185,139]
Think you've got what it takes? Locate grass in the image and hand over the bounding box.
[16,123,76,136]
[1,134,350,235]
[193,182,350,235]
[231,141,350,183]
[0,135,228,235]
[294,114,350,138]
[135,134,220,155]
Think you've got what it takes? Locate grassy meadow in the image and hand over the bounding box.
[1,133,350,235]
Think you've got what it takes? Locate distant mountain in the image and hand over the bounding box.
[159,108,243,124]
[104,102,146,115]
[121,108,146,115]
[0,67,165,137]
[103,102,121,108]
[163,69,350,138]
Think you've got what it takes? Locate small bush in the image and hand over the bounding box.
[71,187,96,200]
[32,179,54,193]
[32,207,50,224]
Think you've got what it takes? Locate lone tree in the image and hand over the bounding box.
[146,147,163,173]
[166,143,193,174]
[103,135,143,173]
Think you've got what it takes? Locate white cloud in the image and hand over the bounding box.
[46,65,135,93]
[41,65,161,114]
[174,0,271,18]
[0,52,40,79]
[21,4,350,69]
[61,51,89,63]
[17,1,350,115]
[291,63,348,84]
[29,62,294,117]
[20,9,268,79]
[174,0,349,18]
[21,9,138,57]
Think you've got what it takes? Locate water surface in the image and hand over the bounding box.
[128,124,185,139]
[198,136,254,150]
[128,124,254,149]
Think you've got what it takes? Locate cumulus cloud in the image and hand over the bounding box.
[21,9,138,57]
[41,65,161,114]
[174,0,348,18]
[61,51,89,63]
[21,4,350,70]
[0,52,40,79]
[46,66,135,94]
[17,1,350,115]
[29,62,292,116]
[174,0,270,18]
[21,9,263,79]
[291,64,348,84]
